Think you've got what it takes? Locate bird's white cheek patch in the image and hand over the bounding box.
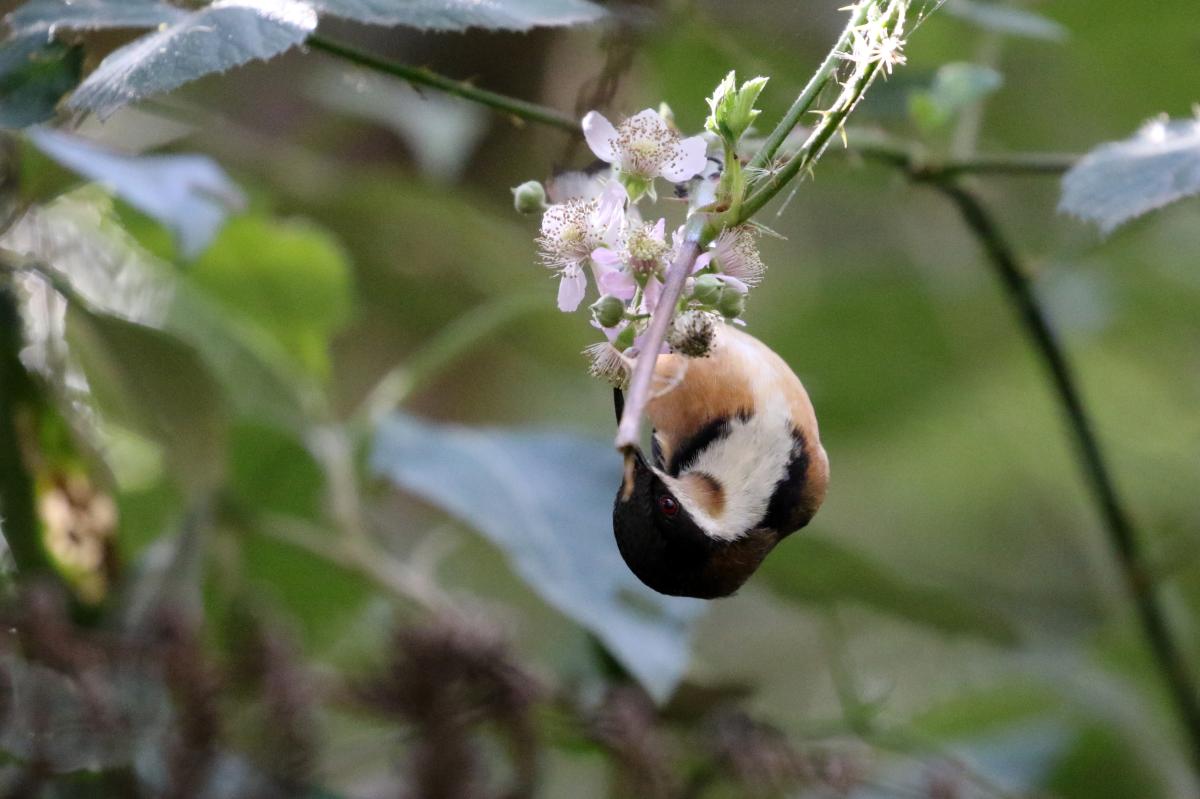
[675,472,726,518]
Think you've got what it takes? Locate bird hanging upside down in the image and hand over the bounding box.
[613,324,828,599]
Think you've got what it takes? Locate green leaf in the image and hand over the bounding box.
[370,413,704,702]
[1059,116,1200,235]
[6,0,184,35]
[908,62,1003,132]
[2,190,311,428]
[66,308,228,494]
[943,0,1068,41]
[190,215,354,378]
[229,421,324,520]
[1047,725,1167,799]
[308,0,605,30]
[760,535,1018,643]
[236,524,376,654]
[27,128,246,258]
[0,35,82,129]
[67,0,318,118]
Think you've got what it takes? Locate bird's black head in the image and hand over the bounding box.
[613,447,777,599]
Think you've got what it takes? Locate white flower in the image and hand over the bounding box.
[842,2,908,77]
[582,109,708,184]
[695,226,766,287]
[583,340,633,388]
[537,181,627,312]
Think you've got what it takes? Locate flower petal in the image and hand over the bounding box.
[591,247,622,269]
[716,274,748,294]
[557,267,588,312]
[661,135,709,182]
[627,108,669,133]
[600,269,637,300]
[692,253,713,272]
[595,181,628,242]
[643,276,663,313]
[649,217,667,241]
[582,111,619,163]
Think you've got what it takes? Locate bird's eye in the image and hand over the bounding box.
[657,495,679,517]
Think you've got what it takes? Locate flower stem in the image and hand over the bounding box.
[847,130,1077,176]
[746,2,871,177]
[613,216,705,455]
[933,181,1200,774]
[306,34,579,133]
[735,1,905,226]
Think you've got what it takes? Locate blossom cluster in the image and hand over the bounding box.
[519,105,770,388]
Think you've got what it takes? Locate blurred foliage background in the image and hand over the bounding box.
[0,0,1199,796]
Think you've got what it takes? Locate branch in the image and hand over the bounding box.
[931,181,1200,774]
[746,2,871,176]
[733,1,905,226]
[846,131,1077,177]
[354,293,544,431]
[614,218,704,456]
[306,35,579,133]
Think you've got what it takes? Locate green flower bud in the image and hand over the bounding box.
[590,294,626,329]
[718,287,746,319]
[705,71,769,145]
[691,273,725,306]
[511,180,547,214]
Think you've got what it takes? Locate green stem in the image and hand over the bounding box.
[735,1,903,226]
[746,2,870,177]
[613,215,706,454]
[353,293,545,431]
[0,282,50,576]
[932,181,1200,775]
[848,132,1076,176]
[306,35,579,134]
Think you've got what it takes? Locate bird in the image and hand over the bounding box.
[612,324,828,599]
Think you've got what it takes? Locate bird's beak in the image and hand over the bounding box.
[619,445,651,502]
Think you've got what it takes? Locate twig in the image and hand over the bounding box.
[306,35,579,134]
[930,180,1200,774]
[848,133,1076,176]
[613,218,703,456]
[260,511,449,613]
[353,293,545,431]
[746,2,871,176]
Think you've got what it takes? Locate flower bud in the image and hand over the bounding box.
[657,102,676,128]
[691,273,725,306]
[667,310,719,357]
[590,294,626,329]
[511,180,547,214]
[705,71,769,144]
[718,287,746,319]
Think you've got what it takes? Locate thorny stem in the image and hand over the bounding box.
[616,1,908,457]
[613,217,704,457]
[847,130,1076,177]
[306,35,579,133]
[746,2,872,177]
[734,1,905,226]
[930,181,1200,774]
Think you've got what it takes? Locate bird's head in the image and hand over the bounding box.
[613,446,778,599]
